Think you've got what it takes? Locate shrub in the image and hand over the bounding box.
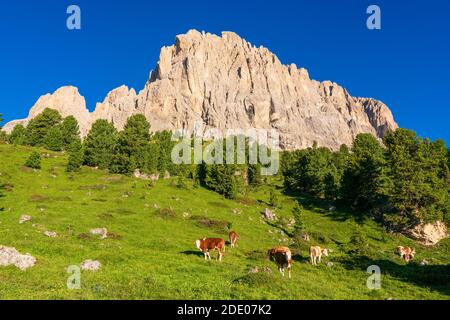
[24,151,41,169]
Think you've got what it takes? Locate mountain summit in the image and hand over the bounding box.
[3,29,397,150]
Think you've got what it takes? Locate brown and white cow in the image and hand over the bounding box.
[195,238,225,261]
[309,246,328,265]
[268,246,292,278]
[396,246,416,263]
[229,231,239,248]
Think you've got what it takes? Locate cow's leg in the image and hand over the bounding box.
[318,255,321,264]
[310,254,313,265]
[204,252,208,260]
[288,265,291,279]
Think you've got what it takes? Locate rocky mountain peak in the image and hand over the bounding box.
[3,29,398,150]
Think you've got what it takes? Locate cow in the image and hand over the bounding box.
[309,246,328,265]
[268,246,292,278]
[229,231,239,248]
[396,246,416,263]
[195,238,225,261]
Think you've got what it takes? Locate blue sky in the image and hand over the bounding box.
[0,0,449,143]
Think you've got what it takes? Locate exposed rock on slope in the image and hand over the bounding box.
[3,30,397,150]
[407,221,448,246]
[0,246,36,271]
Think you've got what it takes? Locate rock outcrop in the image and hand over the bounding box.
[3,86,91,136]
[3,30,398,150]
[0,246,36,270]
[407,221,448,246]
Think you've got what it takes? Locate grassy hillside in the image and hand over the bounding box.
[0,144,449,299]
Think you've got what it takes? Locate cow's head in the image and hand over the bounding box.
[321,248,329,256]
[195,240,201,250]
[410,248,416,257]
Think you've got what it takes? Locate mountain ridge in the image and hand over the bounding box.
[2,29,397,150]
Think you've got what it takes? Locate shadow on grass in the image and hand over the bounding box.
[283,189,368,224]
[292,253,309,264]
[340,255,450,296]
[179,250,204,258]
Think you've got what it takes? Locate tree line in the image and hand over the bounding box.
[3,108,448,225]
[3,108,266,199]
[281,132,450,230]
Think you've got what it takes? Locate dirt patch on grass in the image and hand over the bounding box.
[235,197,258,206]
[234,272,274,287]
[107,232,123,240]
[78,184,107,191]
[245,250,267,261]
[29,194,50,202]
[208,201,230,208]
[190,215,231,234]
[53,196,72,201]
[114,208,137,215]
[154,207,177,219]
[20,166,34,173]
[101,176,124,184]
[98,213,114,220]
[2,183,14,192]
[77,233,93,240]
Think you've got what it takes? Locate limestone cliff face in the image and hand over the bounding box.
[91,85,138,132]
[3,86,91,135]
[3,30,397,150]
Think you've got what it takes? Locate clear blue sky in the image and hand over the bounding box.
[0,0,449,143]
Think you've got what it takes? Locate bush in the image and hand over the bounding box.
[268,188,279,208]
[24,151,41,169]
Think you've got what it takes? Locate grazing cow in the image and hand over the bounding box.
[195,238,225,261]
[268,246,292,278]
[309,246,329,265]
[396,246,416,263]
[229,231,239,248]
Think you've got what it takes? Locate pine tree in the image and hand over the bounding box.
[205,164,242,199]
[8,124,27,145]
[142,142,160,174]
[383,129,449,228]
[43,126,63,151]
[153,130,176,175]
[66,139,83,172]
[83,119,118,169]
[111,115,150,174]
[26,108,62,146]
[60,116,80,150]
[269,188,279,208]
[292,200,305,232]
[341,133,386,211]
[196,161,208,187]
[248,164,262,186]
[25,151,41,169]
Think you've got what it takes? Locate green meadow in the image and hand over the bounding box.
[0,144,449,299]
